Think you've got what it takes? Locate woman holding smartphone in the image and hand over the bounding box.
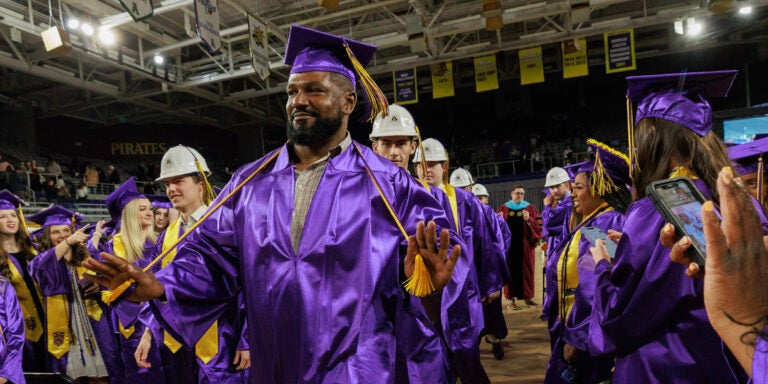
[543,140,630,384]
[589,71,767,383]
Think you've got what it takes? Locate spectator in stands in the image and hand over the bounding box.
[563,146,573,165]
[29,160,42,192]
[44,177,58,203]
[85,164,99,188]
[55,177,71,201]
[76,180,88,202]
[47,159,62,177]
[106,165,121,185]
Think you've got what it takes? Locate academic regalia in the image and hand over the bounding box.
[142,216,250,384]
[0,277,26,384]
[479,203,510,341]
[150,138,464,384]
[0,190,48,373]
[27,205,123,383]
[89,178,164,382]
[754,334,768,382]
[590,71,755,383]
[540,194,572,321]
[498,201,541,301]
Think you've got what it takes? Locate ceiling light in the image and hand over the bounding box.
[154,54,165,65]
[67,18,80,30]
[80,23,94,36]
[674,20,684,35]
[98,29,115,45]
[739,6,753,14]
[686,17,702,36]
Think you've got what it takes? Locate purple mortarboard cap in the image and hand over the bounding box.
[564,161,591,180]
[728,136,768,175]
[148,195,173,210]
[104,177,146,221]
[285,25,376,89]
[0,190,23,210]
[284,25,387,122]
[27,205,83,230]
[626,70,738,136]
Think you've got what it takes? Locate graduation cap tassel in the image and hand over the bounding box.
[344,43,389,122]
[759,156,764,207]
[195,158,216,205]
[586,139,630,197]
[100,150,282,304]
[626,96,638,181]
[414,125,428,178]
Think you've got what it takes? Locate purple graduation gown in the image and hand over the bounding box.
[90,239,164,383]
[151,141,466,384]
[544,208,622,383]
[541,198,572,320]
[143,225,250,384]
[590,179,759,383]
[753,333,768,382]
[0,278,26,384]
[479,203,510,341]
[29,247,124,383]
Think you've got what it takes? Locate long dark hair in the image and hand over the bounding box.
[37,226,88,266]
[0,230,36,279]
[633,117,731,201]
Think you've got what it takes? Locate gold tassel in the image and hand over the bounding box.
[586,138,629,197]
[195,158,216,205]
[759,157,765,207]
[98,150,282,305]
[17,206,31,240]
[414,125,428,178]
[626,96,638,181]
[402,254,435,297]
[344,42,389,122]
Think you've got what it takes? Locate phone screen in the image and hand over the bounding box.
[655,181,707,254]
[580,226,617,258]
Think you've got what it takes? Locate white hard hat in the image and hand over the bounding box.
[156,145,211,181]
[413,138,447,163]
[450,168,474,188]
[544,167,570,187]
[370,104,418,140]
[472,183,489,197]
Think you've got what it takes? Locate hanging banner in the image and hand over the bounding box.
[604,29,636,74]
[194,0,221,54]
[247,13,269,80]
[432,62,455,99]
[394,68,418,105]
[119,0,153,22]
[474,55,499,93]
[519,47,545,85]
[562,39,589,79]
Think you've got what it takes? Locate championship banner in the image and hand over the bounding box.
[604,29,636,74]
[394,68,418,105]
[194,0,221,54]
[119,0,153,22]
[519,47,544,85]
[562,39,588,79]
[474,55,499,93]
[432,62,455,99]
[247,13,269,80]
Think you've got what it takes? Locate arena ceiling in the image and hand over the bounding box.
[0,0,767,130]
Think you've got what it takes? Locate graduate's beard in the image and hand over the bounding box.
[287,107,343,147]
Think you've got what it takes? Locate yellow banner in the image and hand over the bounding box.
[432,63,455,99]
[519,47,544,85]
[562,39,589,79]
[474,55,499,93]
[604,29,636,74]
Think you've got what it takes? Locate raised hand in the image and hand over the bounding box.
[83,252,164,302]
[404,220,460,292]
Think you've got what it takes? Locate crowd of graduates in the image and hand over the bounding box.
[1,24,768,384]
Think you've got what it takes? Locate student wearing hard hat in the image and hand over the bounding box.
[134,145,250,384]
[415,138,508,380]
[540,166,572,321]
[451,168,511,361]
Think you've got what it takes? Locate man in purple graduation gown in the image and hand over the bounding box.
[541,167,572,322]
[85,25,461,384]
[589,71,760,383]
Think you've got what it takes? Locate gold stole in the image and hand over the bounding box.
[7,257,43,342]
[440,184,461,234]
[557,203,613,322]
[161,217,219,364]
[112,234,136,339]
